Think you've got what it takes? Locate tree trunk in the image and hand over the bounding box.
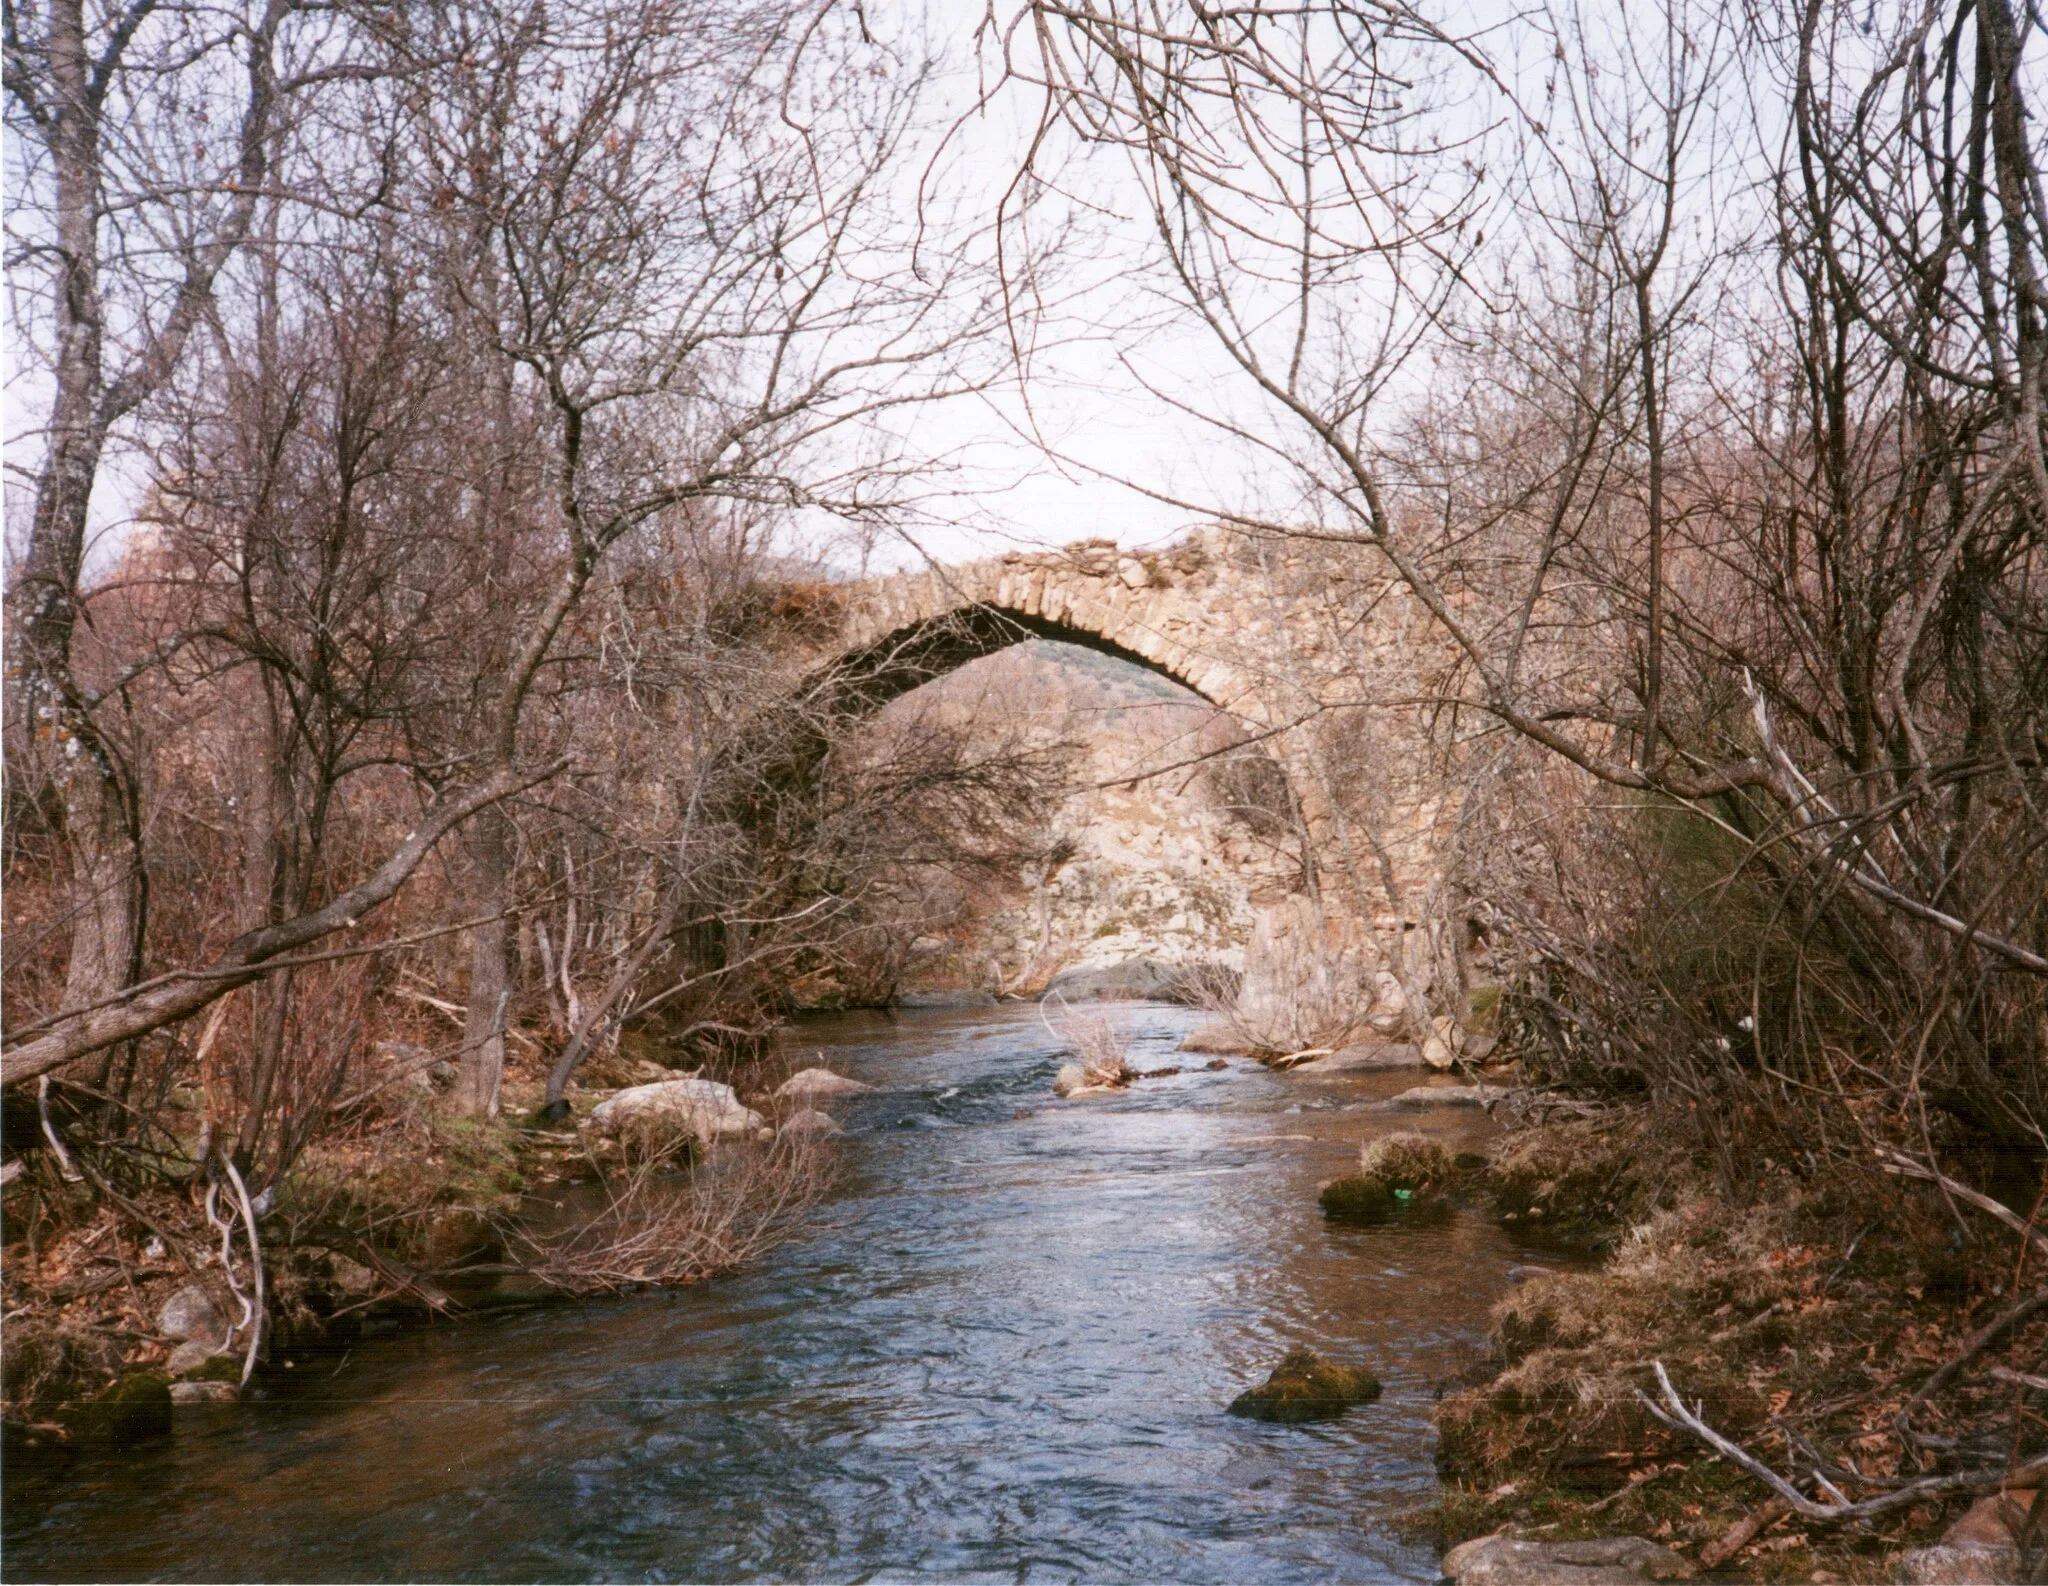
[458,807,513,1117]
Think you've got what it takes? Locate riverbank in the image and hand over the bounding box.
[1420,1110,2048,1583]
[12,1005,2034,1583]
[0,1034,836,1460]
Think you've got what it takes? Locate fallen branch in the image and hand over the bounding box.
[1638,1361,2048,1523]
[1877,1149,2048,1263]
[2,765,559,1085]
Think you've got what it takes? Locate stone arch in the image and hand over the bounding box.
[804,603,1226,722]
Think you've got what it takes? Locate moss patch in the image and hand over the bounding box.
[85,1371,172,1444]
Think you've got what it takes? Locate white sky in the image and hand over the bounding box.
[4,0,1842,582]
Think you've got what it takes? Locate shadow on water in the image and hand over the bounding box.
[6,1003,1529,1584]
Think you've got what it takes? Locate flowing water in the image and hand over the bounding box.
[6,1003,1537,1584]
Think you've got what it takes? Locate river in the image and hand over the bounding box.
[5,1002,1530,1583]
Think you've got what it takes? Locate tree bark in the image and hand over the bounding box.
[457,807,513,1117]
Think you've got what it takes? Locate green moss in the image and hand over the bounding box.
[1466,984,1503,1034]
[191,1352,245,1385]
[1228,1349,1381,1423]
[1320,1175,1397,1222]
[87,1370,172,1443]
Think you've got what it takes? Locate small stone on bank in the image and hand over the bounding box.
[170,1380,237,1406]
[779,1108,843,1138]
[157,1284,226,1345]
[1440,1534,1695,1585]
[776,1067,872,1101]
[166,1338,225,1376]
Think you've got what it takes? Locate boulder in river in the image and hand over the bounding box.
[1052,1062,1127,1099]
[1041,958,1188,1003]
[1375,1083,1511,1110]
[1178,1021,1257,1055]
[1286,1042,1425,1073]
[1227,1349,1380,1422]
[587,1078,765,1143]
[778,1108,843,1139]
[776,1067,872,1102]
[1440,1535,1695,1584]
[1318,1176,1398,1222]
[1321,1132,1459,1223]
[891,988,997,1009]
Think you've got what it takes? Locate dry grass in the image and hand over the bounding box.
[1045,998,1137,1089]
[1360,1132,1455,1189]
[1184,913,1381,1058]
[1433,1135,2048,1578]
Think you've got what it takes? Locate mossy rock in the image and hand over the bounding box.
[1320,1175,1397,1222]
[86,1370,172,1443]
[1229,1349,1381,1423]
[190,1352,245,1385]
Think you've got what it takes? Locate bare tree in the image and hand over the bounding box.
[3,0,337,1056]
[1011,0,2046,1155]
[382,0,1008,1115]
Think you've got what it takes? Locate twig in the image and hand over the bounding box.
[37,1078,84,1183]
[1585,1461,1683,1514]
[1990,1366,2048,1393]
[1638,1361,2048,1523]
[1895,1284,2048,1448]
[1698,1499,1790,1568]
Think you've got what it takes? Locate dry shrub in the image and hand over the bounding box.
[1439,1197,1821,1489]
[1045,998,1136,1087]
[0,1318,125,1426]
[520,1132,834,1293]
[1436,1169,2045,1501]
[1187,916,1378,1056]
[1065,1012,1134,1082]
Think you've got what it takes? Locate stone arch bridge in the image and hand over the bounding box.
[787,527,1462,920]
